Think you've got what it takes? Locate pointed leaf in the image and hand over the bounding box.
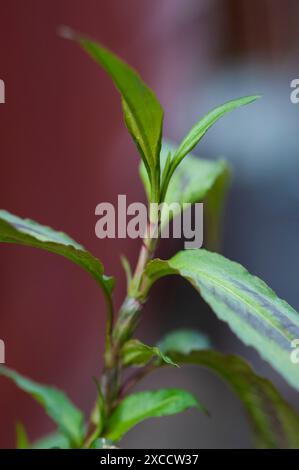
[104,388,205,441]
[0,210,114,299]
[66,28,163,189]
[173,95,260,166]
[0,366,85,447]
[145,249,299,392]
[168,350,299,449]
[121,339,177,367]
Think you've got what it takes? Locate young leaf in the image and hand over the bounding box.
[157,329,211,355]
[0,366,85,448]
[104,388,205,441]
[16,422,29,449]
[140,140,229,227]
[173,95,260,167]
[145,249,299,392]
[167,350,299,449]
[64,28,164,198]
[120,339,177,367]
[0,210,114,300]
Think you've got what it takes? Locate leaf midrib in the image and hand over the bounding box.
[180,266,293,345]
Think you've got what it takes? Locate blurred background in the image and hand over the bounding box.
[0,0,298,448]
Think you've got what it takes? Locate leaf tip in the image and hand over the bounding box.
[247,94,262,103]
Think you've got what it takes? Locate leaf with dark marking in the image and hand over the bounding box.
[166,350,299,449]
[145,249,299,391]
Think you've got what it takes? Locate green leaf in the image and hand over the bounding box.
[157,329,211,355]
[168,350,299,449]
[140,141,229,227]
[173,95,260,167]
[16,422,29,449]
[66,28,163,197]
[121,339,177,367]
[32,432,70,449]
[157,97,259,199]
[145,249,299,392]
[163,154,228,215]
[104,388,205,441]
[0,366,85,447]
[0,210,114,299]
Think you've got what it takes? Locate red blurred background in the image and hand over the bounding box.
[0,0,298,448]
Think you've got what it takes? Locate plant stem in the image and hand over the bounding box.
[118,362,156,399]
[104,294,114,361]
[85,197,161,446]
[100,220,159,418]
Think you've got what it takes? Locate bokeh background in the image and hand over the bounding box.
[0,0,298,448]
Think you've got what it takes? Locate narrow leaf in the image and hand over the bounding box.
[168,350,299,449]
[173,95,260,166]
[65,28,163,188]
[0,210,114,299]
[121,339,177,367]
[145,249,299,392]
[0,366,85,447]
[104,388,205,441]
